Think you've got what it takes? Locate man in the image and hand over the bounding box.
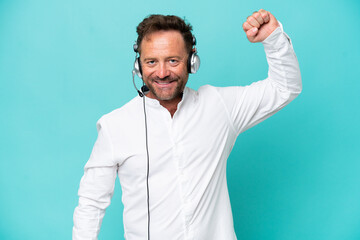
[73,9,302,240]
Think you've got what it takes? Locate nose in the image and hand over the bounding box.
[156,62,170,79]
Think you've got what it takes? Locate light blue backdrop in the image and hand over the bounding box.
[1,0,359,239]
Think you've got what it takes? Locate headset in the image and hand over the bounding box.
[131,34,200,240]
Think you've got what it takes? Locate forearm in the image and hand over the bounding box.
[73,201,104,239]
[262,21,302,100]
[73,166,117,240]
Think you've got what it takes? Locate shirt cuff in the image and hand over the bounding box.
[262,21,293,51]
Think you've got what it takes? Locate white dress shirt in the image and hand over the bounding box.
[73,23,302,240]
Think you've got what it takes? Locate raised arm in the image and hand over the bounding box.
[216,9,302,134]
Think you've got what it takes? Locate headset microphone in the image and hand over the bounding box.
[141,85,150,95]
[132,42,150,98]
[132,70,149,97]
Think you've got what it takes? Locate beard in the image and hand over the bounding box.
[145,75,186,101]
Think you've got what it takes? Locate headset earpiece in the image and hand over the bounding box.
[187,36,200,74]
[132,42,146,96]
[188,50,200,74]
[134,57,142,79]
[133,43,143,78]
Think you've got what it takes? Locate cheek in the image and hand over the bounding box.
[141,71,157,84]
[174,64,188,77]
[142,68,155,78]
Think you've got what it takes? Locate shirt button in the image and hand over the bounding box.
[179,170,186,180]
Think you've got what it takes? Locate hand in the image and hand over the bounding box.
[242,9,280,43]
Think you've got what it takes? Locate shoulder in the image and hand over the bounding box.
[195,84,222,97]
[196,84,238,100]
[197,84,216,92]
[97,96,142,127]
[197,84,239,94]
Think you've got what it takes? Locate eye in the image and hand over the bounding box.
[169,59,179,65]
[147,60,155,65]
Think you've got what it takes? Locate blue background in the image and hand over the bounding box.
[1,0,359,239]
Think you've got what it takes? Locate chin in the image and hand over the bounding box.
[150,85,183,101]
[155,92,179,101]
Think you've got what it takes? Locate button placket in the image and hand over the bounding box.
[170,114,193,237]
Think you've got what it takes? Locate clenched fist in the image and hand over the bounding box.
[242,9,280,43]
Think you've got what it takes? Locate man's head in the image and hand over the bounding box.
[135,15,194,103]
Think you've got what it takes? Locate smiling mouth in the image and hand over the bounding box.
[154,80,176,86]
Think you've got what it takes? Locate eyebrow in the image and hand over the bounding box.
[143,56,183,61]
[142,57,156,61]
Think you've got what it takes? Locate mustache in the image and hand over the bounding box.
[150,76,178,82]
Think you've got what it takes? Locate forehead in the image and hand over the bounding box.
[140,30,187,57]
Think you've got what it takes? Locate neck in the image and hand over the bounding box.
[160,92,184,117]
[146,92,183,117]
[159,98,181,117]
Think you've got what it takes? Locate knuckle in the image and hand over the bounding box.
[242,22,247,30]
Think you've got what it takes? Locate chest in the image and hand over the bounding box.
[115,98,236,179]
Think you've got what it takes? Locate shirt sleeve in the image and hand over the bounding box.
[215,21,302,135]
[73,117,118,240]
